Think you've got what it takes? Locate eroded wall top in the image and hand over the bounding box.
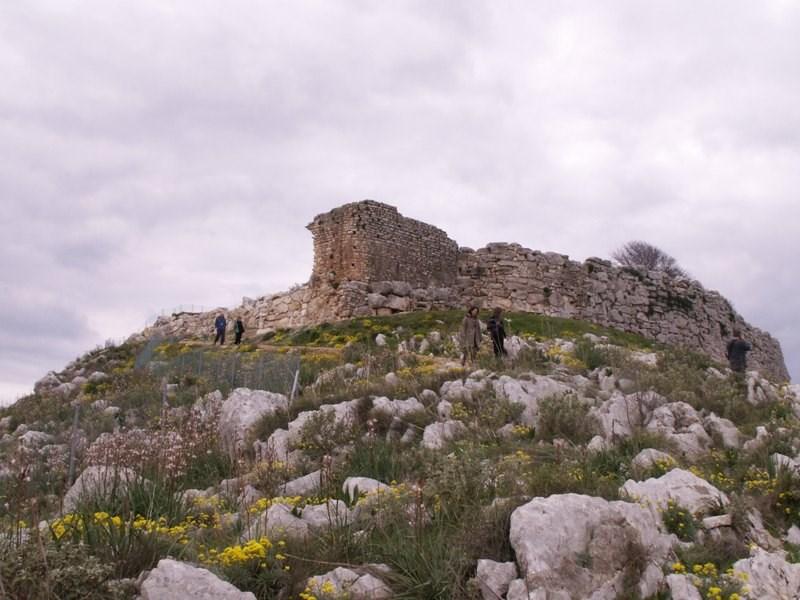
[307,200,459,288]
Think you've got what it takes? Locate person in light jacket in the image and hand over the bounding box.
[460,306,481,366]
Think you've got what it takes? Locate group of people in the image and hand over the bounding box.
[460,306,754,374]
[213,306,754,373]
[213,314,246,345]
[460,306,508,366]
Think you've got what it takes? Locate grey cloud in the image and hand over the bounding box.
[1,1,799,404]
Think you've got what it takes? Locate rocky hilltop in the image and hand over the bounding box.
[2,307,800,599]
[146,201,789,381]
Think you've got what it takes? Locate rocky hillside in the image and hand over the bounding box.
[1,310,799,599]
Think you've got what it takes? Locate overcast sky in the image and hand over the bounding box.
[2,1,799,405]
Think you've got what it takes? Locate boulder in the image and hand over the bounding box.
[305,567,392,600]
[771,453,800,475]
[422,420,467,450]
[88,371,109,383]
[786,525,800,546]
[343,477,389,502]
[476,559,518,600]
[287,399,362,446]
[665,574,702,600]
[34,371,61,393]
[509,494,673,599]
[631,448,674,472]
[371,396,425,419]
[590,391,667,440]
[349,573,393,599]
[140,558,255,599]
[620,469,728,515]
[703,413,741,449]
[219,388,288,458]
[19,430,53,448]
[733,548,800,599]
[282,470,322,496]
[301,500,352,531]
[245,503,309,542]
[492,375,572,427]
[63,466,138,513]
[375,333,388,346]
[506,579,528,600]
[440,377,490,402]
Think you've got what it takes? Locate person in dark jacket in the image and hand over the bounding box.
[234,317,246,345]
[726,329,751,373]
[213,314,227,345]
[486,307,507,358]
[460,306,481,366]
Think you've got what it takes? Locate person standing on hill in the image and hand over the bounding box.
[213,314,227,345]
[726,329,751,373]
[486,307,507,359]
[234,317,246,345]
[460,306,482,366]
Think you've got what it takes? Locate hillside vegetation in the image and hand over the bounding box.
[1,309,799,599]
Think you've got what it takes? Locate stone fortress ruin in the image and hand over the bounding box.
[148,200,789,381]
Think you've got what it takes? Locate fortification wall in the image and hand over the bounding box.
[143,201,789,381]
[307,200,459,288]
[456,243,788,380]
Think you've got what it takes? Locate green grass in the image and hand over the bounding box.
[262,310,654,350]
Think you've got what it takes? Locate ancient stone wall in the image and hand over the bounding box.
[306,200,459,288]
[456,243,788,380]
[144,202,789,382]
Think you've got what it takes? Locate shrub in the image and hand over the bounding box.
[661,500,698,541]
[0,536,133,599]
[536,393,595,444]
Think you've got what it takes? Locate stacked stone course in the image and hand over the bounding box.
[307,200,458,288]
[145,201,789,381]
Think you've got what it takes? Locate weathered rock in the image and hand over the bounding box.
[19,430,53,448]
[88,371,109,383]
[771,453,800,475]
[219,388,288,457]
[743,425,770,453]
[620,468,728,515]
[492,375,572,427]
[422,420,467,450]
[703,413,741,449]
[786,525,800,546]
[476,559,517,600]
[63,466,138,513]
[349,573,393,600]
[631,448,674,472]
[509,494,673,599]
[287,399,361,447]
[440,377,490,402]
[375,333,388,346]
[744,509,783,551]
[371,396,425,419]
[306,567,392,600]
[343,477,389,502]
[301,500,352,531]
[34,371,61,393]
[590,391,667,441]
[702,514,732,530]
[506,579,528,600]
[245,503,309,542]
[140,558,255,599]
[665,574,702,600]
[587,435,609,453]
[733,548,800,599]
[282,470,322,496]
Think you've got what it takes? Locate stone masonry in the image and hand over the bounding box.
[144,201,789,381]
[307,200,459,288]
